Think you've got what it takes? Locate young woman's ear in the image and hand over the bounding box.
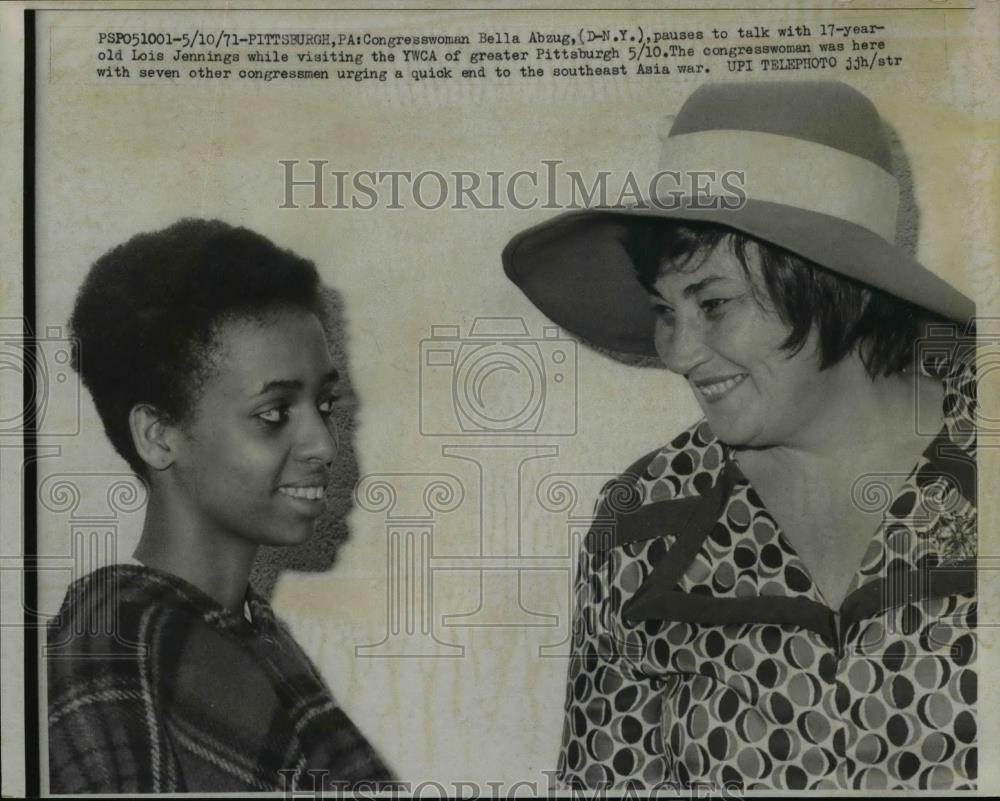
[129,404,179,472]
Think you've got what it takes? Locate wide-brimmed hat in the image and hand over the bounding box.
[502,81,975,357]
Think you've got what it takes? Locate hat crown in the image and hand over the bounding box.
[669,81,893,173]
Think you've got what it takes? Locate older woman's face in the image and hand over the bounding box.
[651,241,832,448]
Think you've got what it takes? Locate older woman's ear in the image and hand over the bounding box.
[128,403,177,472]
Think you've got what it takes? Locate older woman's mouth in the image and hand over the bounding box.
[693,373,749,402]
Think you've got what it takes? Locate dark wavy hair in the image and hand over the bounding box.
[69,219,323,477]
[626,219,946,378]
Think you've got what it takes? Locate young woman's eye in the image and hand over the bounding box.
[257,406,288,425]
[318,395,341,417]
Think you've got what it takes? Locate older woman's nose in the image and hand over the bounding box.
[654,314,710,376]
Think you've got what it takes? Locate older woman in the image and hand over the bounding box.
[47,220,392,793]
[503,82,976,790]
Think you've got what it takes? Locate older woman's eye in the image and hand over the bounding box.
[650,302,675,319]
[701,298,730,316]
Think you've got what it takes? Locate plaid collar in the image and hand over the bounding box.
[67,563,279,636]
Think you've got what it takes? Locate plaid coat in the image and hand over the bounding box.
[47,564,393,794]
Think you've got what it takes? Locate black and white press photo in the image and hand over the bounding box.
[0,1,996,796]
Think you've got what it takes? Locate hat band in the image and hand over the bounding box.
[657,130,900,242]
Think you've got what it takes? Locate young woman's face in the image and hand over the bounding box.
[651,241,835,449]
[168,308,340,548]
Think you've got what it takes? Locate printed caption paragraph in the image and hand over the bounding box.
[83,22,905,84]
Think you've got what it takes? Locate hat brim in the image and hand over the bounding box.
[502,200,976,358]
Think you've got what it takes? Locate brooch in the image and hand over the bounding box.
[928,504,977,565]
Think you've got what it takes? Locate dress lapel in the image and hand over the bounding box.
[619,459,837,645]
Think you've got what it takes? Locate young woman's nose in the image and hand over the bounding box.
[297,409,338,465]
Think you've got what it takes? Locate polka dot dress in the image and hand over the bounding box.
[558,347,977,791]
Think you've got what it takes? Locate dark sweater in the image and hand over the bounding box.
[47,564,393,793]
